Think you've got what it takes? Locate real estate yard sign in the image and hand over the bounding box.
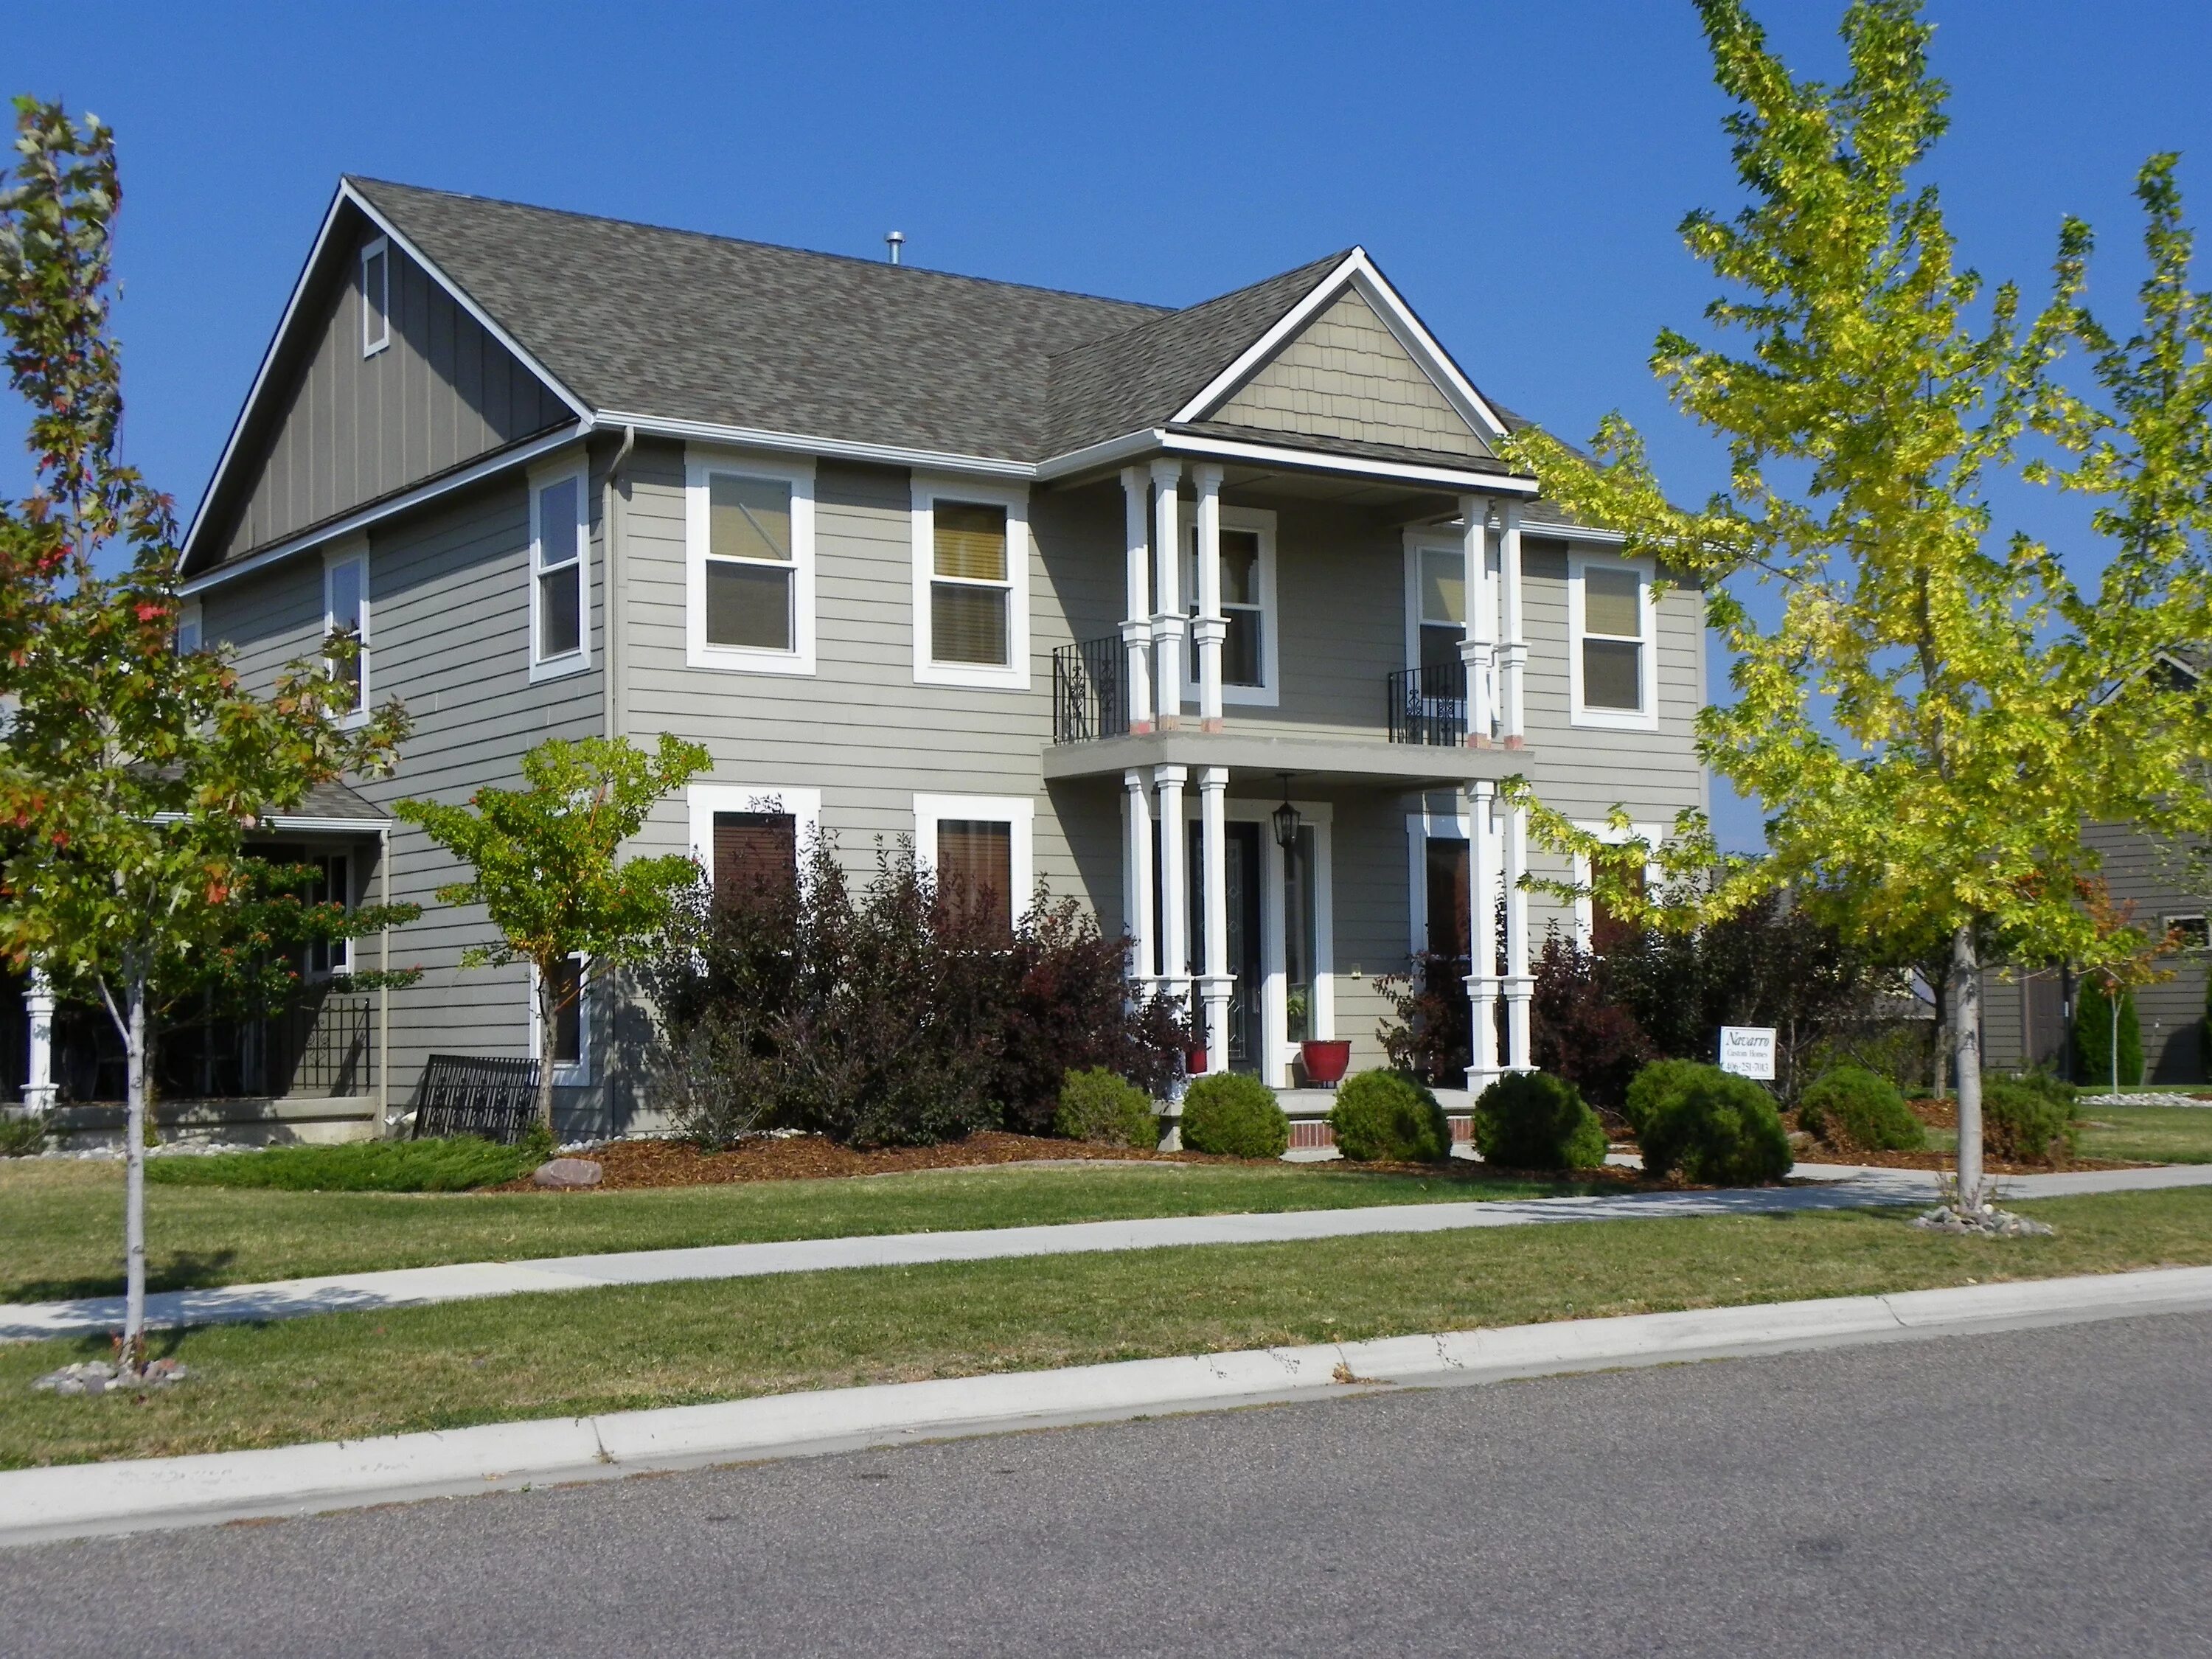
[1719,1026,1777,1081]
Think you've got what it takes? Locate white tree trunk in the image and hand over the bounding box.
[1950,924,1985,1209]
[535,967,561,1134]
[121,969,148,1372]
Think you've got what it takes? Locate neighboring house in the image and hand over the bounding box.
[11,178,1710,1138]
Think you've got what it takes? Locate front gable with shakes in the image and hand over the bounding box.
[123,181,1709,1145]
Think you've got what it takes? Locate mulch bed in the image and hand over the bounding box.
[491,1131,1666,1193]
[1783,1096,2146,1174]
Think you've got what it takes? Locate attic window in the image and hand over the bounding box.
[361,237,389,357]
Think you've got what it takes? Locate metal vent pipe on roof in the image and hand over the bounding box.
[885,230,905,265]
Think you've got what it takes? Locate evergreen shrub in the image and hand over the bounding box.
[1981,1078,2078,1165]
[1798,1065,1925,1152]
[1180,1074,1290,1158]
[1633,1062,1792,1185]
[1471,1071,1609,1171]
[2073,981,2144,1088]
[1054,1068,1160,1148]
[1329,1069,1452,1163]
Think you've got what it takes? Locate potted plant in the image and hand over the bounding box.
[1287,991,1351,1085]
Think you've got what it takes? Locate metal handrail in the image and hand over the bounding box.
[1051,636,1128,744]
[1387,659,1469,746]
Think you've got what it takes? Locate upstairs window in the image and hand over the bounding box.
[322,546,368,723]
[912,481,1028,689]
[1416,545,1465,671]
[530,467,588,675]
[176,602,204,657]
[686,454,815,674]
[361,237,389,357]
[1182,505,1278,704]
[1570,553,1657,730]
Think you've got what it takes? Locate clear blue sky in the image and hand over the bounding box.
[14,1,2212,848]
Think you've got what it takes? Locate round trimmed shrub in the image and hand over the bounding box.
[1981,1078,2078,1166]
[1622,1057,1711,1138]
[1053,1067,1160,1148]
[1180,1074,1290,1158]
[1636,1062,1792,1185]
[1472,1071,1609,1171]
[1329,1070,1452,1163]
[1798,1065,1924,1152]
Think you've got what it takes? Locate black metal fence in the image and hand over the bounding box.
[412,1054,543,1144]
[46,985,375,1102]
[1387,659,1469,746]
[1051,636,1128,745]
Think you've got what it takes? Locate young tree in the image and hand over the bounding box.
[1498,1,2212,1209]
[396,734,710,1131]
[0,101,408,1366]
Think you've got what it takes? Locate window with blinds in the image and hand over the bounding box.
[936,818,1013,936]
[930,501,1009,666]
[1419,546,1465,670]
[704,474,795,651]
[712,811,797,908]
[1579,565,1644,712]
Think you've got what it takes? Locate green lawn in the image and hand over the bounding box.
[1915,1104,2212,1166]
[0,1157,1601,1304]
[3,1186,2205,1470]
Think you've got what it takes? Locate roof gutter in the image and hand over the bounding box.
[594,411,1033,480]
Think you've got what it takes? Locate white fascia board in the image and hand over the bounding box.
[180,425,586,597]
[339,181,594,425]
[600,411,1034,481]
[262,816,389,835]
[1157,430,1538,496]
[1519,520,1628,544]
[1031,428,1169,482]
[1168,249,1512,445]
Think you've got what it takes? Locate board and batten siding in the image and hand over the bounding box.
[198,455,606,1115]
[209,223,571,565]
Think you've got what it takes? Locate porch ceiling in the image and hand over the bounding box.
[1040,729,1531,790]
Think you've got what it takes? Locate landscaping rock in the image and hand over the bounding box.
[1913,1203,2056,1238]
[532,1157,602,1190]
[34,1357,189,1395]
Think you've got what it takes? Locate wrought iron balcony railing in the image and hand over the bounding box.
[1387,659,1468,746]
[1051,636,1128,745]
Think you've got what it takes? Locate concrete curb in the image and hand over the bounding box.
[6,1263,2210,1550]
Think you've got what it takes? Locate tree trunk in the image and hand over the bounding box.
[121,968,149,1374]
[534,966,560,1135]
[1950,923,1985,1210]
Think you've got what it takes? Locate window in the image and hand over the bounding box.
[1183,506,1279,703]
[1416,546,1466,672]
[532,956,588,1074]
[361,237,389,357]
[322,544,368,723]
[305,852,353,978]
[686,453,815,673]
[1571,819,1663,951]
[176,602,203,657]
[688,785,822,894]
[914,794,1034,934]
[2166,914,2209,950]
[530,467,588,675]
[1569,553,1657,729]
[912,480,1029,689]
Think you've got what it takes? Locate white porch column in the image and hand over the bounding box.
[1120,466,1155,734]
[1123,768,1156,993]
[1499,498,1528,748]
[21,967,55,1113]
[1153,764,1190,1019]
[1150,459,1185,728]
[1465,782,1503,1094]
[1197,765,1232,1072]
[1503,795,1535,1070]
[1192,464,1226,733]
[1456,494,1495,746]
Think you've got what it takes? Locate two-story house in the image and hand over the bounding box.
[13,179,1710,1140]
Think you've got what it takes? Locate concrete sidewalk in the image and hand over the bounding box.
[5,1263,2209,1549]
[8,1161,2209,1343]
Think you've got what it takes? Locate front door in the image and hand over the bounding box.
[1190,821,1265,1071]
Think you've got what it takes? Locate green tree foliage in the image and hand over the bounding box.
[397,734,709,1130]
[1498,1,2212,1204]
[0,102,409,1363]
[2073,979,2144,1090]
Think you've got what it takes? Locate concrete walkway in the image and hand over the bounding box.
[8,1160,2209,1344]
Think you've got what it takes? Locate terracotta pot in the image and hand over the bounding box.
[1300,1039,1352,1086]
[1184,1045,1209,1076]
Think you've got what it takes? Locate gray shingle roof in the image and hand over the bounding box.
[350,181,1505,468]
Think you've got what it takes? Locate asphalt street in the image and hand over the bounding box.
[5,1312,2209,1658]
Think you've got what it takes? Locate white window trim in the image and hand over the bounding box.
[321,539,369,728]
[1405,807,1475,961]
[684,448,817,675]
[307,849,354,980]
[911,476,1030,689]
[913,793,1035,920]
[1568,551,1660,731]
[686,784,824,883]
[1401,527,1495,672]
[528,459,592,681]
[1180,501,1279,707]
[527,954,591,1085]
[1569,818,1666,950]
[360,236,390,358]
[176,599,204,656]
[2163,912,2208,949]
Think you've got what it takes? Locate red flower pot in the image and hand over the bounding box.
[1184,1044,1209,1076]
[1300,1040,1352,1086]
